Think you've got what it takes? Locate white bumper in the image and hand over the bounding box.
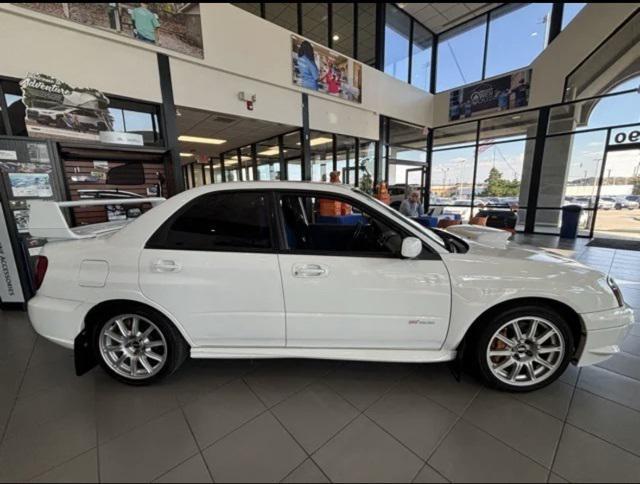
[27,295,88,349]
[578,305,635,366]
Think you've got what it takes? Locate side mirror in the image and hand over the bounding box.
[400,237,422,259]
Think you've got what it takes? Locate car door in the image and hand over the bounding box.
[276,191,451,350]
[139,190,286,347]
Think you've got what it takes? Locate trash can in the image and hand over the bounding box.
[560,205,582,239]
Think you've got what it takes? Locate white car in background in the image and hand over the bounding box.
[27,182,632,392]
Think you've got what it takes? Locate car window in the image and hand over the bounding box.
[147,191,272,251]
[279,193,404,256]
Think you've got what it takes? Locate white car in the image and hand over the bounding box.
[27,182,633,392]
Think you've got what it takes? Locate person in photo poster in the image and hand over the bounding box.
[297,41,319,91]
[321,61,341,95]
[130,3,160,44]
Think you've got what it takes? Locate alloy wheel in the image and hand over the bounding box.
[486,316,565,387]
[98,314,168,380]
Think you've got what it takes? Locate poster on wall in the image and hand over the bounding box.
[15,3,203,58]
[449,69,532,121]
[291,35,362,103]
[8,173,53,198]
[20,73,114,142]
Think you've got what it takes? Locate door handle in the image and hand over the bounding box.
[293,264,328,278]
[151,260,182,273]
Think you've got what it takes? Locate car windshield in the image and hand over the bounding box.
[351,188,448,250]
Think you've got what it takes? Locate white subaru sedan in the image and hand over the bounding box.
[27,182,633,392]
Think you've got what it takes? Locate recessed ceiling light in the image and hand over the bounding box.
[178,135,226,145]
[180,152,194,157]
[530,32,538,37]
[258,147,280,156]
[512,115,521,120]
[296,137,333,147]
[332,34,340,42]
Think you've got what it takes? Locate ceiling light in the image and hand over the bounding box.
[332,34,340,42]
[530,32,538,37]
[178,135,226,145]
[258,147,280,156]
[512,115,521,120]
[296,137,333,147]
[180,152,194,157]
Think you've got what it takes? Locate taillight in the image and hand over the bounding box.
[34,256,48,290]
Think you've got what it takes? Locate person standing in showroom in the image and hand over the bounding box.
[400,190,425,217]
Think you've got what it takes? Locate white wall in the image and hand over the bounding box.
[0,6,162,103]
[431,3,638,127]
[0,3,434,140]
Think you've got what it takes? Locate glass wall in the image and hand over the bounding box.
[562,3,586,29]
[309,131,334,181]
[256,137,281,180]
[336,134,356,185]
[384,4,411,83]
[484,3,552,79]
[356,4,377,67]
[386,120,428,208]
[302,3,328,45]
[383,4,434,92]
[234,3,377,67]
[283,131,303,181]
[436,3,574,93]
[436,17,486,93]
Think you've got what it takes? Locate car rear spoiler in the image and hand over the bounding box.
[28,198,165,241]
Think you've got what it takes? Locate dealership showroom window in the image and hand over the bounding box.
[1,2,640,483]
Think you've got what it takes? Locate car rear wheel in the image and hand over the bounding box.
[475,306,574,392]
[94,307,188,385]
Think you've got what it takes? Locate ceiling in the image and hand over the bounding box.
[397,3,501,33]
[177,107,296,163]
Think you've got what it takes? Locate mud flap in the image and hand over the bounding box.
[448,340,465,382]
[74,328,96,376]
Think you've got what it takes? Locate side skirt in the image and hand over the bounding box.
[191,346,457,363]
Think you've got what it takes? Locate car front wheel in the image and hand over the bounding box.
[475,306,573,392]
[94,307,187,385]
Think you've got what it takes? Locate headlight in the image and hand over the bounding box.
[607,276,624,307]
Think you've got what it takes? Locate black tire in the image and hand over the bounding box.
[473,305,574,392]
[92,304,188,386]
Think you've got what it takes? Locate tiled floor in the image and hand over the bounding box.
[1,235,639,483]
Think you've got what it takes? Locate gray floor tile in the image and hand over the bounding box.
[621,334,640,357]
[463,389,563,467]
[0,410,96,482]
[547,472,568,483]
[511,379,574,419]
[202,412,306,483]
[30,449,98,483]
[412,464,449,483]
[567,389,640,456]
[272,383,359,453]
[558,363,580,386]
[282,459,329,483]
[99,409,198,483]
[243,359,336,408]
[578,365,640,412]
[428,420,547,483]
[405,365,481,416]
[164,359,253,406]
[17,354,80,399]
[28,336,73,368]
[153,454,213,483]
[183,379,265,448]
[95,373,179,443]
[323,361,409,411]
[597,351,640,381]
[630,323,640,337]
[365,384,457,459]
[313,415,424,483]
[5,375,95,440]
[553,425,640,483]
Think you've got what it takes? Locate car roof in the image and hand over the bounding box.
[184,181,360,196]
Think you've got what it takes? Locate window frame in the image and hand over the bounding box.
[272,189,440,259]
[145,189,280,254]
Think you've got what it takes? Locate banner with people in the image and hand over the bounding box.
[15,3,203,58]
[448,69,531,121]
[19,73,114,141]
[291,35,362,104]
